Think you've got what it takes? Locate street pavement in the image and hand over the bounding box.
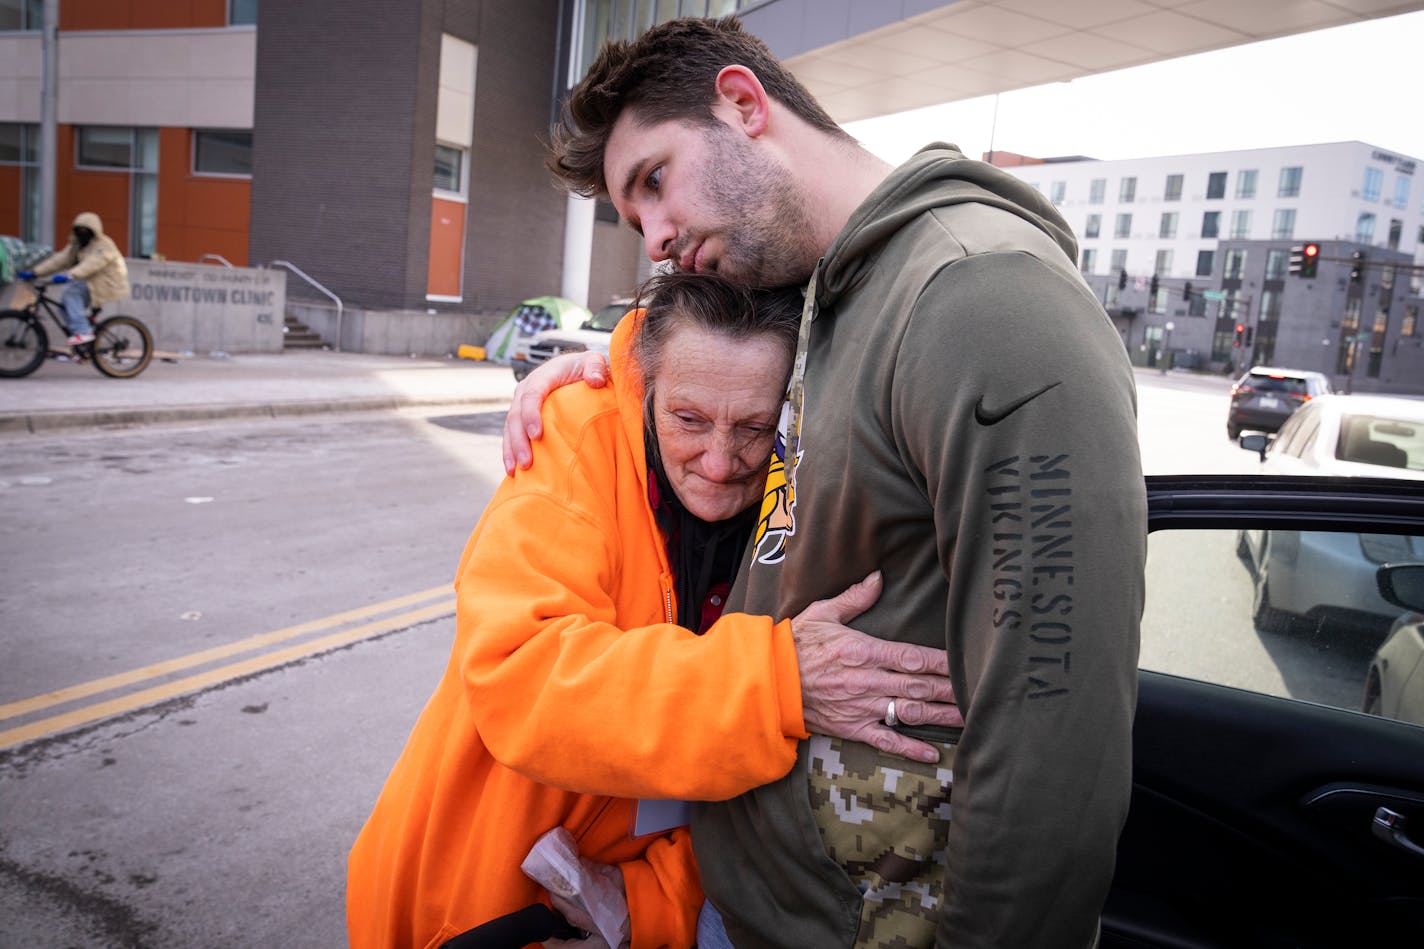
[0,349,518,434]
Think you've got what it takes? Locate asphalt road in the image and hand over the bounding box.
[0,369,1366,948]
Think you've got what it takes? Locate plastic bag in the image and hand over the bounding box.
[521,827,629,948]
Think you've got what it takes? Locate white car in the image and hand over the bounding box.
[510,300,631,381]
[1237,395,1424,637]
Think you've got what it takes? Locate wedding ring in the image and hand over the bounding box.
[884,699,899,728]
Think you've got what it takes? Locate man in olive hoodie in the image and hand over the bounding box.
[535,15,1146,949]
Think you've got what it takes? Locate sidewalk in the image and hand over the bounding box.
[0,350,518,435]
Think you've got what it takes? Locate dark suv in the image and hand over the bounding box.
[1226,366,1332,439]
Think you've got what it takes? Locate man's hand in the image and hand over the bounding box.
[503,351,610,475]
[792,572,962,764]
[16,270,34,280]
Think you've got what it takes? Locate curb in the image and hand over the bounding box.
[0,394,511,435]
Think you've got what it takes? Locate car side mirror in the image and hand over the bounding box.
[1377,563,1424,613]
[580,321,594,330]
[1239,433,1269,460]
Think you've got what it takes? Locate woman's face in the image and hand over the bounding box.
[650,322,790,522]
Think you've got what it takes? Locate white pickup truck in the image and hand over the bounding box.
[510,300,631,381]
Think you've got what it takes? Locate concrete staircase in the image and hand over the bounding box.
[283,314,325,350]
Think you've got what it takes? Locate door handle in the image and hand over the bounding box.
[1373,807,1424,859]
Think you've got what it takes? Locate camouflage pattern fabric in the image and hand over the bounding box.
[808,733,957,949]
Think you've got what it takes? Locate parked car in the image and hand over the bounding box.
[509,299,632,381]
[1366,562,1424,725]
[1226,366,1332,440]
[1236,395,1424,637]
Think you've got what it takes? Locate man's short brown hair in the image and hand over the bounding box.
[547,15,846,198]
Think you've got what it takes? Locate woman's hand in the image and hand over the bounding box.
[543,863,629,949]
[791,572,963,764]
[504,351,611,474]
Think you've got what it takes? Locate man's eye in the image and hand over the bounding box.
[646,167,662,192]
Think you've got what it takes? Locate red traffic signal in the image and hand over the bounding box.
[1289,242,1321,278]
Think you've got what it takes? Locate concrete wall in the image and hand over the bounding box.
[286,301,505,357]
[123,259,286,354]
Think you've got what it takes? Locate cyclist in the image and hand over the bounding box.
[18,211,130,346]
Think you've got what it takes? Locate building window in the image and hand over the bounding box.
[1259,289,1281,321]
[1265,248,1288,280]
[433,143,466,196]
[1164,173,1183,201]
[1402,305,1418,338]
[193,130,252,177]
[1388,218,1403,251]
[0,0,42,30]
[1229,209,1251,239]
[1080,248,1096,273]
[1394,176,1410,210]
[1049,180,1066,204]
[1084,213,1100,239]
[76,126,158,258]
[1089,178,1106,204]
[1362,167,1383,202]
[1206,172,1226,200]
[0,122,39,240]
[1114,213,1132,238]
[1356,212,1376,243]
[1235,169,1257,199]
[1154,249,1173,276]
[1224,248,1247,280]
[1271,208,1295,240]
[1196,250,1215,277]
[1119,177,1136,203]
[1110,248,1128,274]
[229,0,257,25]
[1159,212,1178,239]
[1278,166,1303,198]
[1201,211,1220,239]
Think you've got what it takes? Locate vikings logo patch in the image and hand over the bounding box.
[753,403,799,565]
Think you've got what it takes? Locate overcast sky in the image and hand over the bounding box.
[844,10,1424,166]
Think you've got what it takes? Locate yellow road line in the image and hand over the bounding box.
[0,584,452,721]
[0,599,456,750]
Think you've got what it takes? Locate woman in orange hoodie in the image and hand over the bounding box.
[348,275,921,949]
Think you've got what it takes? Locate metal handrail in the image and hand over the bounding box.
[268,259,344,352]
[199,253,234,268]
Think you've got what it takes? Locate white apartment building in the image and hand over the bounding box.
[999,141,1423,287]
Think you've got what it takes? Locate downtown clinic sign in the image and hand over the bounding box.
[123,260,288,354]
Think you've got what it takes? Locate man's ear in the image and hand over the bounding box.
[713,65,771,137]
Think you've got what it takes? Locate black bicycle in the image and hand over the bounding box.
[0,278,153,379]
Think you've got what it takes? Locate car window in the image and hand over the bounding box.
[1335,414,1423,471]
[1289,411,1321,458]
[1141,526,1424,730]
[586,304,629,332]
[1272,410,1308,456]
[1249,374,1308,395]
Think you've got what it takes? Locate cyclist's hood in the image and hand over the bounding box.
[71,211,104,240]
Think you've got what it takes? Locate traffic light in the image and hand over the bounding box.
[1118,268,1128,291]
[1149,273,1159,297]
[1233,323,1246,347]
[1244,326,1254,346]
[1183,282,1193,301]
[1350,250,1365,284]
[1288,242,1320,278]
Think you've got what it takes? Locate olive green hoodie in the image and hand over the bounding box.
[691,144,1146,948]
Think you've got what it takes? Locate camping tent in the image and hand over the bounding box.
[482,296,592,364]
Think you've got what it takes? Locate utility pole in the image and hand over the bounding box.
[39,0,58,247]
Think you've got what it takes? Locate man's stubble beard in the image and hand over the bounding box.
[700,124,819,287]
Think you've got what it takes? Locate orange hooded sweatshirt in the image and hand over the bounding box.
[347,319,806,949]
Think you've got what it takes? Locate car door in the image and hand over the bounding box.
[1101,474,1424,948]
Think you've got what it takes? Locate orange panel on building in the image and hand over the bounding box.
[0,167,22,237]
[65,0,227,31]
[153,127,252,265]
[427,197,466,298]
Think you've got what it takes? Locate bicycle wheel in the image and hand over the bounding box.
[0,309,48,377]
[91,315,153,378]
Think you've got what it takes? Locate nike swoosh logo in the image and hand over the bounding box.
[974,381,1062,425]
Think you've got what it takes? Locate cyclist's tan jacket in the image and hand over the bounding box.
[33,211,131,307]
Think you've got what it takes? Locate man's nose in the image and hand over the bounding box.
[643,212,676,263]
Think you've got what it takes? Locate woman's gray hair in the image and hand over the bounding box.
[631,273,803,398]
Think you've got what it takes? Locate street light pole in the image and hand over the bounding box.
[39,0,58,247]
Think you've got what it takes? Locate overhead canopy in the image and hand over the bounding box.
[736,0,1424,123]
